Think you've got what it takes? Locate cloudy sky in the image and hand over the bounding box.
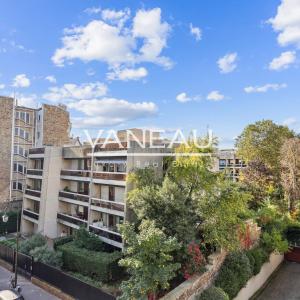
[0,0,300,146]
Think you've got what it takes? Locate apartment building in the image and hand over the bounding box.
[0,96,71,204]
[21,133,165,249]
[214,149,246,181]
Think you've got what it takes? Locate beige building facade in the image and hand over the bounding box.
[0,96,71,204]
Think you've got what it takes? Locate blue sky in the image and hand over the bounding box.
[0,0,299,146]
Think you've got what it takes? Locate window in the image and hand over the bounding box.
[15,127,30,140]
[16,111,30,124]
[13,162,26,174]
[109,186,115,201]
[14,145,28,158]
[12,181,23,191]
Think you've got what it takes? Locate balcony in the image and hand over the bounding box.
[89,224,122,245]
[60,170,91,181]
[23,209,39,220]
[27,169,43,177]
[93,172,126,181]
[91,198,125,216]
[29,148,45,155]
[59,191,89,204]
[25,189,41,199]
[57,212,88,227]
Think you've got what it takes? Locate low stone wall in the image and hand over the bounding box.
[233,252,283,300]
[160,251,226,300]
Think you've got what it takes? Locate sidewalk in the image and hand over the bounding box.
[0,265,59,300]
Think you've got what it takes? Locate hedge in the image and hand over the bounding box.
[215,252,252,299]
[197,286,229,300]
[53,236,74,250]
[58,242,124,283]
[246,247,269,275]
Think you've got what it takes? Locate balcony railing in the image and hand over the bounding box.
[29,148,45,155]
[27,169,43,176]
[57,213,88,226]
[61,170,90,178]
[93,172,126,181]
[23,209,39,220]
[59,191,89,203]
[91,198,125,212]
[25,189,41,198]
[89,225,122,243]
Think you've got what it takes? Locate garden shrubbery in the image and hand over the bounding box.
[197,286,229,300]
[58,242,123,282]
[30,245,62,268]
[53,235,74,250]
[246,247,269,275]
[19,234,46,255]
[215,252,252,299]
[73,226,103,251]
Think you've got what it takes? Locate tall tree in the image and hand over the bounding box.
[236,120,294,176]
[118,220,180,300]
[280,137,300,212]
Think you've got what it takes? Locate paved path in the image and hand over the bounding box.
[256,261,300,300]
[0,266,59,300]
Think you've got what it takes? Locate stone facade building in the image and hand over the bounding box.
[0,96,71,204]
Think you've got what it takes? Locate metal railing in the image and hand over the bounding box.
[57,213,88,226]
[29,148,45,155]
[91,198,124,212]
[89,225,122,243]
[23,209,39,220]
[59,191,89,203]
[27,169,43,176]
[25,189,41,198]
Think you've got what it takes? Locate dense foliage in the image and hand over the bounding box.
[30,245,63,268]
[215,252,252,299]
[19,234,47,255]
[58,241,123,283]
[197,286,229,300]
[73,226,104,251]
[118,220,181,300]
[53,235,74,250]
[0,211,20,235]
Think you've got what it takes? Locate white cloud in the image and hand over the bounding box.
[244,83,287,93]
[101,8,130,27]
[86,68,96,76]
[217,52,238,73]
[84,7,101,14]
[12,74,30,88]
[176,92,191,103]
[283,117,297,126]
[268,0,300,48]
[269,51,296,70]
[207,90,224,101]
[52,8,172,73]
[43,82,108,102]
[45,75,57,84]
[107,67,148,81]
[0,84,5,89]
[189,23,202,41]
[15,93,37,108]
[68,98,157,127]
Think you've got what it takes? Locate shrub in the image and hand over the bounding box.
[30,245,62,268]
[58,242,123,282]
[246,247,269,275]
[53,236,74,250]
[19,234,46,255]
[74,227,103,251]
[215,252,252,299]
[261,229,289,254]
[197,286,229,300]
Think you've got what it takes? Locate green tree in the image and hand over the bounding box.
[118,220,181,300]
[197,180,251,251]
[236,120,294,176]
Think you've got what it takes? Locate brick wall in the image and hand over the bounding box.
[42,104,71,146]
[160,251,227,300]
[0,97,13,203]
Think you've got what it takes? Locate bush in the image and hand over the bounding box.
[30,245,62,268]
[74,227,103,251]
[246,247,269,275]
[19,234,46,255]
[58,242,123,282]
[53,236,74,250]
[197,286,229,300]
[261,229,289,254]
[215,252,252,299]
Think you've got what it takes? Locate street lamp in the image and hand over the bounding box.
[2,211,20,290]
